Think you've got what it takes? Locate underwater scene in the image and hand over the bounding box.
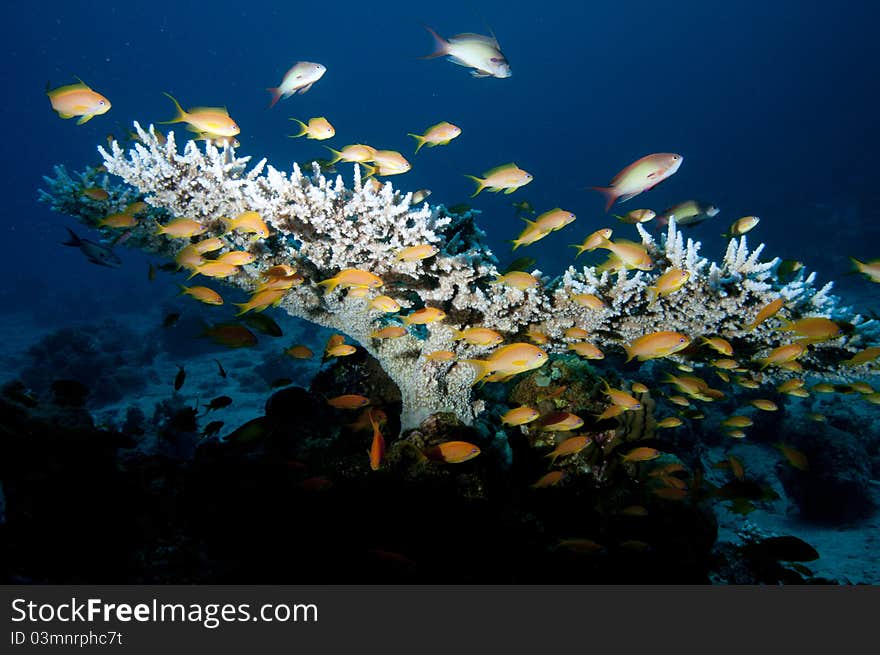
[2,0,879,585]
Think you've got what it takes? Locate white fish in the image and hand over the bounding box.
[266,62,326,108]
[421,26,511,78]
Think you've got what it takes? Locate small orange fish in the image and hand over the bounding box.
[156,218,207,238]
[501,405,540,426]
[318,268,383,293]
[747,298,784,331]
[591,153,683,211]
[222,211,270,238]
[531,470,566,488]
[536,412,584,432]
[328,394,371,409]
[571,293,607,309]
[370,325,408,339]
[179,284,223,305]
[564,326,589,340]
[466,162,533,197]
[620,505,648,517]
[368,409,385,471]
[567,341,604,359]
[545,435,590,463]
[326,344,357,358]
[625,331,690,362]
[161,92,240,138]
[424,350,456,362]
[621,447,662,463]
[570,228,614,257]
[286,345,314,359]
[701,336,734,357]
[777,444,809,470]
[82,187,110,201]
[47,78,111,124]
[403,306,446,325]
[423,441,481,463]
[369,295,402,313]
[202,324,257,347]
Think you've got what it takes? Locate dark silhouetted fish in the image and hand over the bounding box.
[203,420,224,438]
[61,228,122,267]
[162,312,181,328]
[174,366,186,391]
[242,313,283,337]
[206,395,232,411]
[214,359,227,378]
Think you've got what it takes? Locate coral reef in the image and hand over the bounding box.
[39,123,877,430]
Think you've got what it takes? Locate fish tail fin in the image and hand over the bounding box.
[464,175,485,197]
[623,345,635,363]
[324,146,343,164]
[569,244,586,258]
[850,257,864,273]
[590,186,617,212]
[288,118,307,138]
[186,268,201,280]
[419,24,449,59]
[177,284,189,296]
[462,359,492,386]
[266,87,283,109]
[153,219,166,235]
[76,114,95,126]
[160,92,187,124]
[61,228,81,247]
[408,133,426,153]
[510,239,522,251]
[360,163,376,179]
[233,303,251,316]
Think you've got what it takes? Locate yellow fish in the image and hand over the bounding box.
[533,208,576,232]
[466,163,533,197]
[722,215,760,239]
[396,244,439,262]
[402,306,446,325]
[408,121,461,153]
[161,92,240,138]
[656,417,683,428]
[194,237,226,254]
[369,295,401,313]
[511,222,552,250]
[318,269,383,293]
[216,251,256,266]
[326,344,357,358]
[591,153,683,211]
[750,399,778,411]
[492,271,539,290]
[621,447,662,463]
[722,416,753,428]
[179,284,223,306]
[501,406,540,426]
[568,342,604,360]
[564,327,589,340]
[777,317,842,342]
[537,412,584,432]
[777,379,805,393]
[531,471,566,489]
[844,346,880,366]
[234,288,287,314]
[571,293,606,310]
[289,116,335,140]
[570,228,613,257]
[453,327,504,346]
[593,238,654,271]
[631,382,649,393]
[47,78,111,125]
[175,245,205,270]
[363,150,411,177]
[647,269,689,306]
[602,380,642,410]
[758,342,806,369]
[189,261,240,279]
[326,144,376,164]
[850,258,880,283]
[464,343,548,385]
[701,336,733,357]
[370,326,408,339]
[614,209,656,224]
[155,218,207,238]
[424,350,456,362]
[545,435,590,463]
[97,213,137,228]
[222,211,269,238]
[747,298,784,331]
[624,331,690,362]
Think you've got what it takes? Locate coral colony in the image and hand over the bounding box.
[41,123,878,431]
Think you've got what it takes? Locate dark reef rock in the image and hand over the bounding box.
[778,417,875,522]
[18,319,158,405]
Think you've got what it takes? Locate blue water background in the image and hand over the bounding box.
[2,0,878,320]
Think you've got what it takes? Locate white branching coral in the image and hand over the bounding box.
[41,123,875,431]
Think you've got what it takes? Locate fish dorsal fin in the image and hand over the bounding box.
[73,76,92,89]
[47,79,91,98]
[485,162,518,177]
[188,106,230,116]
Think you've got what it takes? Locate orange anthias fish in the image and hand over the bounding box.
[624,331,691,362]
[591,153,684,212]
[747,298,785,331]
[466,163,533,197]
[536,412,584,432]
[423,441,481,464]
[545,435,591,463]
[222,211,270,238]
[266,61,326,108]
[408,121,461,153]
[531,470,566,489]
[289,116,335,140]
[318,269,383,293]
[329,394,371,409]
[202,324,257,347]
[570,228,613,257]
[621,447,662,463]
[47,78,111,125]
[465,343,549,384]
[368,409,385,471]
[777,443,809,471]
[501,405,540,426]
[161,93,240,138]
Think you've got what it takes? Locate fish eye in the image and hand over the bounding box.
[679,338,686,343]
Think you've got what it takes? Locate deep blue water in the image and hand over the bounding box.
[3,0,879,317]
